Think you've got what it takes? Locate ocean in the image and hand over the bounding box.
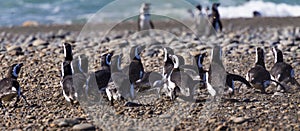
[1,0,300,26]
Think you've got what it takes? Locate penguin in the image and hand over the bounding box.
[138,3,154,31]
[210,3,223,32]
[194,52,208,81]
[94,52,113,91]
[167,54,198,101]
[163,47,175,79]
[71,54,89,100]
[270,47,300,89]
[129,45,145,86]
[60,42,77,103]
[160,47,175,97]
[0,63,29,108]
[109,54,133,105]
[61,42,73,78]
[205,45,227,97]
[246,47,285,93]
[106,54,123,103]
[193,52,251,94]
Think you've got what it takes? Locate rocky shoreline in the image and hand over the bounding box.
[0,17,300,130]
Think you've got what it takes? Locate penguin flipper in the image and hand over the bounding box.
[227,73,252,88]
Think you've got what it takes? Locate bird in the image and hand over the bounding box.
[108,54,133,105]
[71,54,89,101]
[246,47,285,93]
[138,3,154,31]
[60,42,77,104]
[167,54,199,101]
[128,45,145,84]
[210,3,223,32]
[0,63,29,108]
[86,52,113,93]
[205,45,227,98]
[193,52,251,95]
[270,47,300,89]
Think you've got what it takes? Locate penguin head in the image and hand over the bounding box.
[100,52,114,66]
[171,55,185,69]
[163,47,174,62]
[10,63,23,78]
[255,47,265,68]
[63,42,73,61]
[111,54,122,72]
[140,3,151,14]
[130,45,145,60]
[78,54,89,73]
[196,4,202,11]
[212,3,220,11]
[211,45,223,62]
[194,52,207,67]
[271,47,283,63]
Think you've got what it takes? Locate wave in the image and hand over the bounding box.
[219,0,300,18]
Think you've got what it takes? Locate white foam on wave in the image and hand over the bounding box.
[219,0,300,18]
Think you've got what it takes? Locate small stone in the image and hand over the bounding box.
[53,118,79,127]
[32,39,49,47]
[258,128,267,131]
[72,123,95,130]
[230,116,250,124]
[49,123,55,127]
[208,118,217,123]
[238,106,245,110]
[215,125,228,131]
[272,92,284,97]
[26,115,36,119]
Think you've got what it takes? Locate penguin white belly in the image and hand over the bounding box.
[139,15,151,30]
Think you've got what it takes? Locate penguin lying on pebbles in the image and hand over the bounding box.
[270,47,300,89]
[0,63,29,108]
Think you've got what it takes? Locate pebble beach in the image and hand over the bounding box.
[0,17,300,130]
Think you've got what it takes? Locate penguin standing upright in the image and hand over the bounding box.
[205,45,227,97]
[138,3,154,31]
[60,42,78,103]
[0,63,29,108]
[71,54,89,100]
[167,55,198,101]
[210,3,223,32]
[193,52,251,95]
